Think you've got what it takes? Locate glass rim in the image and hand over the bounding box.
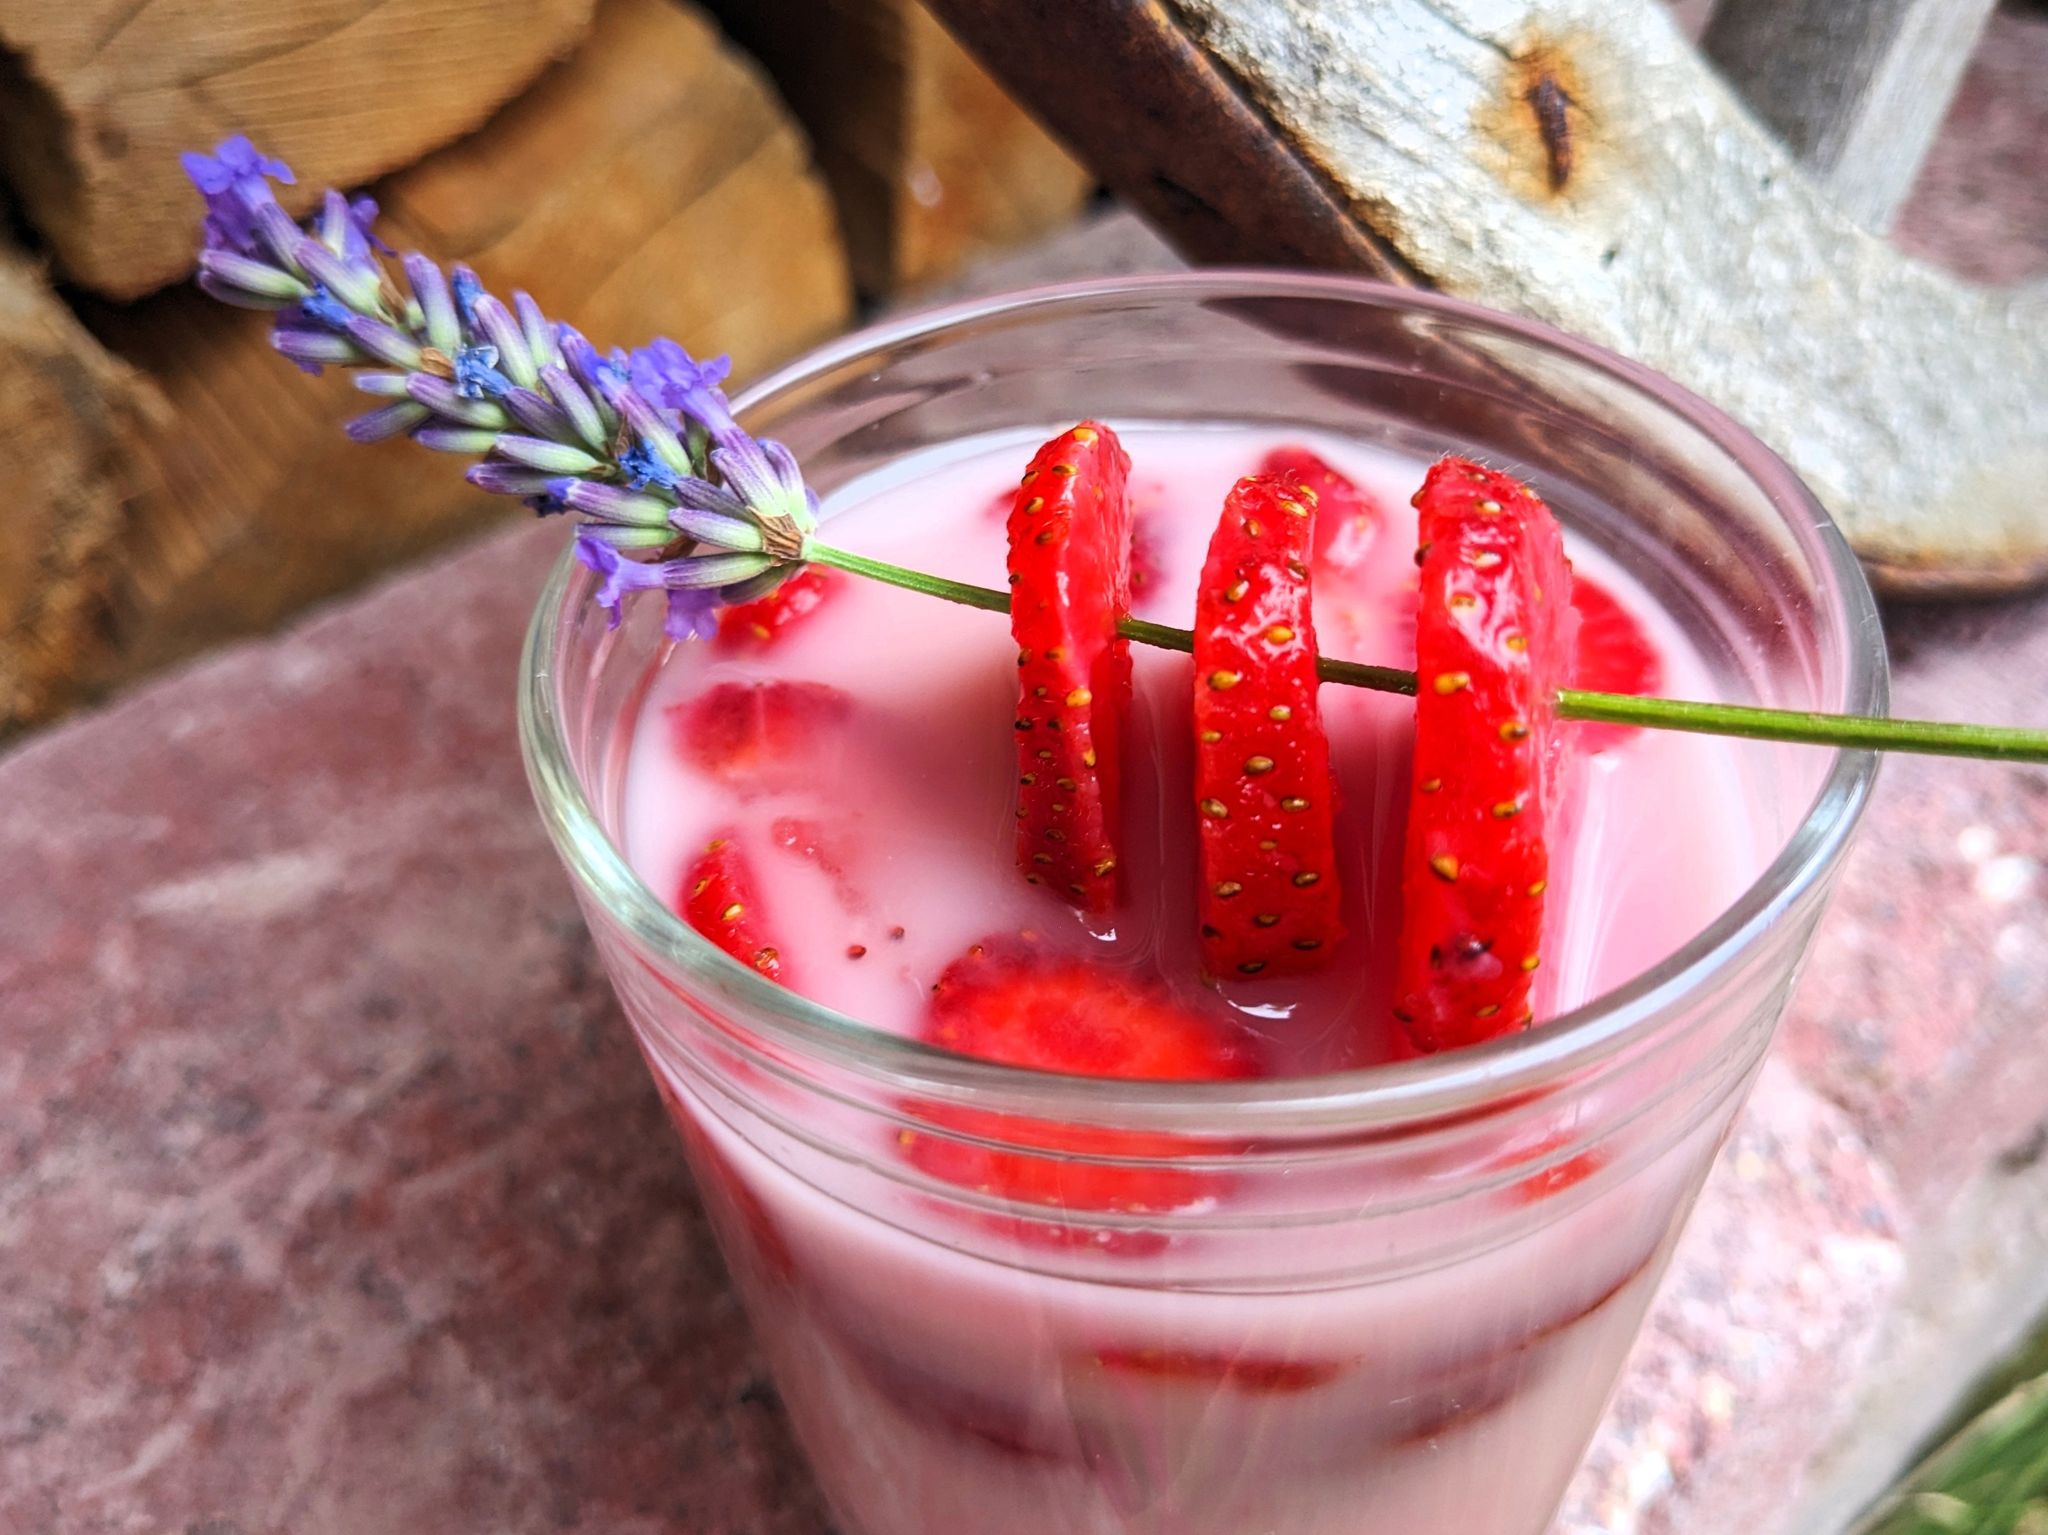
[518,268,1887,1134]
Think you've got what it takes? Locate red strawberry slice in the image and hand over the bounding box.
[670,679,851,796]
[714,565,841,651]
[680,833,786,983]
[902,941,1250,1223]
[1394,457,1577,1052]
[1192,474,1345,978]
[1007,422,1134,912]
[1089,1347,1346,1394]
[1259,445,1382,570]
[1569,575,1661,752]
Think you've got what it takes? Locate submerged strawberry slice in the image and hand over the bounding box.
[903,942,1250,1221]
[1569,575,1661,752]
[680,833,786,982]
[1192,474,1345,978]
[1259,445,1382,570]
[1394,457,1576,1053]
[715,566,842,651]
[671,679,851,795]
[1089,1347,1346,1394]
[1007,422,1134,912]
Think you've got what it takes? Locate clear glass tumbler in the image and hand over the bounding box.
[520,274,1886,1535]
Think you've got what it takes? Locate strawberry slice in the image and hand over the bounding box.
[670,679,851,796]
[1569,575,1661,752]
[1192,474,1345,978]
[1394,457,1576,1052]
[1007,422,1134,912]
[902,941,1251,1222]
[1259,445,1382,570]
[715,566,841,651]
[1089,1347,1345,1394]
[680,833,786,982]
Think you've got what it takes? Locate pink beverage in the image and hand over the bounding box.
[613,430,1764,1533]
[524,276,1883,1535]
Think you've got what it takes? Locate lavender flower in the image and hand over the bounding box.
[181,135,820,640]
[182,135,294,256]
[630,339,738,443]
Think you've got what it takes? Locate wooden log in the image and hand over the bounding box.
[926,0,2048,596]
[0,0,597,300]
[66,0,851,705]
[0,244,163,734]
[1704,0,2000,232]
[703,0,1095,294]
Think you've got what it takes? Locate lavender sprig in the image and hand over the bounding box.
[180,137,811,642]
[179,139,2048,767]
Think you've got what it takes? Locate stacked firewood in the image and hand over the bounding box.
[0,0,1092,732]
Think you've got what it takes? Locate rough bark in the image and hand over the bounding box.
[0,242,164,732]
[705,0,1096,295]
[0,0,596,298]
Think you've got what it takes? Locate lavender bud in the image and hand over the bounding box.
[343,314,424,370]
[406,374,510,431]
[615,387,692,479]
[467,462,561,497]
[273,328,360,366]
[197,272,295,311]
[198,248,309,304]
[670,475,750,519]
[669,505,768,554]
[501,386,576,443]
[353,372,413,399]
[666,551,776,589]
[540,365,608,452]
[415,426,504,455]
[550,479,673,527]
[490,435,605,475]
[254,200,308,275]
[295,237,382,315]
[403,252,460,355]
[514,292,557,371]
[472,294,538,390]
[346,401,432,443]
[451,264,485,329]
[576,523,679,551]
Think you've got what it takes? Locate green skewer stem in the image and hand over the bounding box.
[806,542,2048,767]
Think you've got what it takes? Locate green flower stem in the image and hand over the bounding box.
[807,542,2048,766]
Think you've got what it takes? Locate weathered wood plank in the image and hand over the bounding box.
[66,0,851,705]
[703,0,1095,294]
[1705,0,1999,231]
[929,0,2048,595]
[0,244,163,732]
[0,0,596,299]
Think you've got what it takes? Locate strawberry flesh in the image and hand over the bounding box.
[1192,473,1345,978]
[1569,575,1661,752]
[671,679,851,796]
[680,833,786,983]
[715,565,841,651]
[1394,457,1576,1052]
[1259,445,1382,570]
[903,941,1250,1221]
[1007,422,1134,912]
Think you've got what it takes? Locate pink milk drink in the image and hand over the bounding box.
[522,275,1885,1535]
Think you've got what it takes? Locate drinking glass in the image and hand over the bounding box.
[520,273,1886,1535]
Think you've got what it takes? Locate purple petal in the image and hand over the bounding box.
[664,588,722,643]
